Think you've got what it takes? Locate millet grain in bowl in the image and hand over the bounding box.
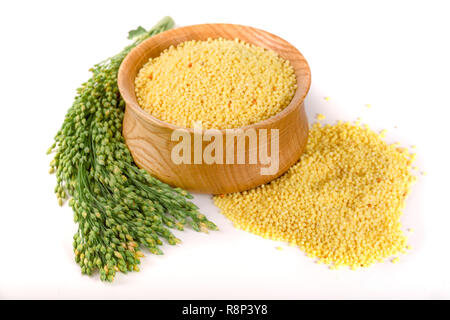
[135,38,297,129]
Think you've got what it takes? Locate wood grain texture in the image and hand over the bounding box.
[118,24,311,194]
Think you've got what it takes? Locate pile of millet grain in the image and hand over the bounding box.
[135,38,297,129]
[214,120,417,269]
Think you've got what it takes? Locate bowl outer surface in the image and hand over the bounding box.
[118,24,311,194]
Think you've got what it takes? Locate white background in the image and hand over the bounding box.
[0,0,449,299]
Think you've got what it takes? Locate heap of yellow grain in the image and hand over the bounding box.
[214,121,417,269]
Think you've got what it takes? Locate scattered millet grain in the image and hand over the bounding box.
[214,121,417,269]
[316,113,326,120]
[135,38,297,129]
[392,257,400,264]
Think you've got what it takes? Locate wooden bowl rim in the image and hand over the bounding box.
[118,23,311,132]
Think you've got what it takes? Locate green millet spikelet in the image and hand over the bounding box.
[48,17,217,282]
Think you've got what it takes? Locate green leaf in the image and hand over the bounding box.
[127,26,147,41]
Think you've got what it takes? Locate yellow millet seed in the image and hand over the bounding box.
[214,122,415,268]
[316,113,326,121]
[135,38,297,129]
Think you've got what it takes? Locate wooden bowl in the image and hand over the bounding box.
[118,24,311,194]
